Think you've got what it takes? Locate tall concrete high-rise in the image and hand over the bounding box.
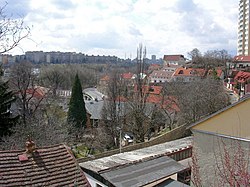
[238,0,250,55]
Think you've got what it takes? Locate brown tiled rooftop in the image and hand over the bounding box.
[0,144,90,187]
[163,55,184,61]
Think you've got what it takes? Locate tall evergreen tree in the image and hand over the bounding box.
[0,80,19,137]
[67,74,87,128]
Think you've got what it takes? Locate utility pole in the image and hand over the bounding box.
[119,128,122,153]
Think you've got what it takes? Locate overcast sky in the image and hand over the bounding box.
[1,0,238,59]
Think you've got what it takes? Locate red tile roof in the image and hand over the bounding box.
[234,71,250,83]
[121,72,134,79]
[233,55,250,62]
[146,94,162,104]
[162,97,180,112]
[148,64,161,71]
[0,144,90,187]
[163,55,184,61]
[173,67,206,77]
[207,68,223,78]
[146,95,180,112]
[26,87,47,99]
[216,69,223,77]
[149,70,174,79]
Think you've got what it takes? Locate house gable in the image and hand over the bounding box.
[191,96,250,139]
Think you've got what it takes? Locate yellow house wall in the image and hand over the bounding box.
[192,98,250,139]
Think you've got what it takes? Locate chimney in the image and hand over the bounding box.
[25,136,36,153]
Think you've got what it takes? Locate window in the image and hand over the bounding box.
[179,70,184,74]
[96,184,103,187]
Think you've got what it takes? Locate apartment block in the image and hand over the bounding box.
[238,0,250,55]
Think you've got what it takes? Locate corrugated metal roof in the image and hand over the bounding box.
[83,88,105,101]
[85,100,104,120]
[100,156,186,187]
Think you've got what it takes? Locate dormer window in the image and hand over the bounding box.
[149,87,154,92]
[179,70,184,74]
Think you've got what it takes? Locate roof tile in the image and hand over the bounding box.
[0,144,90,187]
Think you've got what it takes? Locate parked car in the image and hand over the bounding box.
[124,134,133,143]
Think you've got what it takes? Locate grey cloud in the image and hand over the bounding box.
[27,9,70,24]
[175,0,233,49]
[69,31,123,50]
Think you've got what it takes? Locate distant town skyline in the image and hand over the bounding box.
[1,0,238,59]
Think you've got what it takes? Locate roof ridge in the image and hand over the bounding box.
[0,143,67,153]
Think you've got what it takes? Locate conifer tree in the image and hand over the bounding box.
[0,80,19,137]
[67,74,87,128]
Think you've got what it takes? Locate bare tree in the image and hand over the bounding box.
[126,44,153,143]
[0,102,68,150]
[83,124,114,153]
[0,3,30,54]
[188,48,232,76]
[39,66,65,97]
[9,61,44,125]
[191,139,250,186]
[165,78,229,125]
[101,70,124,147]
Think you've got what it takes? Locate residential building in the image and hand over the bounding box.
[226,70,250,97]
[148,64,161,72]
[149,64,180,83]
[237,0,250,55]
[172,67,224,82]
[56,87,105,127]
[0,51,122,64]
[149,70,173,83]
[233,55,250,68]
[189,95,250,186]
[121,72,134,86]
[172,67,206,82]
[234,71,250,97]
[0,140,90,186]
[163,55,186,66]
